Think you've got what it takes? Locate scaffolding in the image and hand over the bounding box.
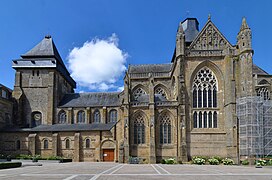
[237,96,272,159]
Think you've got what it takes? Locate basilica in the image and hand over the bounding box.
[0,16,271,163]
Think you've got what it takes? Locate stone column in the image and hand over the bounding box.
[149,74,156,163]
[86,107,90,123]
[73,132,81,162]
[52,133,59,156]
[47,72,54,125]
[103,107,107,123]
[67,108,72,124]
[28,133,37,155]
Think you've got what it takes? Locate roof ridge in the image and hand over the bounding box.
[129,63,172,67]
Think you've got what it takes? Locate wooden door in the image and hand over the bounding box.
[103,149,114,162]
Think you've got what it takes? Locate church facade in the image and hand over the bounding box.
[0,16,271,163]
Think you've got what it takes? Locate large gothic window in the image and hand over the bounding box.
[192,67,218,128]
[133,114,145,144]
[257,87,270,100]
[58,110,67,124]
[93,109,101,123]
[132,87,147,101]
[159,113,171,144]
[155,86,168,99]
[77,110,85,123]
[108,109,117,123]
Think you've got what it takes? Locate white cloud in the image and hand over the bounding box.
[67,34,127,91]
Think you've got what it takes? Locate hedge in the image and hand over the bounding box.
[0,162,22,169]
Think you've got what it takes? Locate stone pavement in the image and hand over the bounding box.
[0,162,271,180]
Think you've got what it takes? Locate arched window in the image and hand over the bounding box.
[108,109,117,123]
[192,67,218,129]
[65,139,70,149]
[44,139,49,149]
[31,111,42,127]
[257,87,270,100]
[132,87,147,101]
[159,113,171,144]
[77,110,85,123]
[133,114,145,144]
[155,86,168,99]
[58,110,67,124]
[16,140,20,150]
[93,109,100,123]
[86,139,90,148]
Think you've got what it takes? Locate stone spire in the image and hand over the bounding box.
[240,17,249,31]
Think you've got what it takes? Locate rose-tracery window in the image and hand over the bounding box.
[192,67,218,128]
[133,87,146,100]
[155,87,167,99]
[257,87,270,100]
[159,114,171,144]
[133,114,145,144]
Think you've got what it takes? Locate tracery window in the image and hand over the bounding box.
[77,110,85,123]
[257,87,270,100]
[155,87,167,99]
[93,109,100,123]
[58,110,67,124]
[133,114,145,144]
[159,114,171,144]
[132,87,146,100]
[108,109,117,123]
[192,67,218,128]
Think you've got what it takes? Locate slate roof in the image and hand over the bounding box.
[181,18,199,43]
[21,35,65,67]
[0,84,12,93]
[253,64,269,75]
[59,92,121,108]
[1,123,116,132]
[128,64,172,74]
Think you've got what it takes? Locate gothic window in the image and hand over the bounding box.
[155,86,168,99]
[65,139,70,149]
[58,110,67,124]
[108,109,117,123]
[257,87,270,100]
[44,139,49,149]
[159,114,171,144]
[93,109,100,123]
[132,87,146,101]
[192,67,218,129]
[86,139,90,148]
[31,111,42,127]
[133,114,145,144]
[16,140,20,150]
[77,110,85,123]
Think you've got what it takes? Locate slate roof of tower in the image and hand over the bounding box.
[253,64,269,75]
[181,18,199,43]
[128,63,172,74]
[21,35,65,67]
[1,123,116,132]
[59,92,121,108]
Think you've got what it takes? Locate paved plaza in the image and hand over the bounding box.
[0,162,271,180]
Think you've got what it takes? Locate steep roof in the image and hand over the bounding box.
[253,64,269,75]
[59,92,121,108]
[128,64,172,74]
[21,35,65,67]
[181,18,199,43]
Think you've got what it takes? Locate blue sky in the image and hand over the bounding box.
[0,0,271,91]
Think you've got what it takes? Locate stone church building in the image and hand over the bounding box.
[0,16,271,163]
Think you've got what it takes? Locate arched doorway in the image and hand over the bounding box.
[101,140,115,162]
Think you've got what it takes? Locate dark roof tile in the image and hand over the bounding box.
[128,64,172,74]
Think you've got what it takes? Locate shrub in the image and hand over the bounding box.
[208,158,220,165]
[222,158,234,165]
[266,159,272,166]
[255,159,266,166]
[161,159,166,164]
[47,156,63,160]
[165,158,176,164]
[192,156,206,165]
[212,156,223,163]
[16,154,32,160]
[241,159,249,165]
[0,162,22,169]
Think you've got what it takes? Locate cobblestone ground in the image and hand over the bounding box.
[0,162,272,180]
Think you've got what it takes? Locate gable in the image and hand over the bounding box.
[188,20,233,51]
